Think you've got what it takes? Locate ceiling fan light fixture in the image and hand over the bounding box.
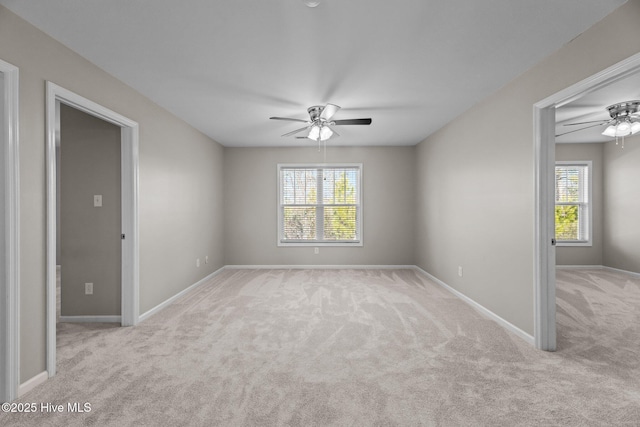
[303,0,321,7]
[602,125,617,137]
[308,125,320,141]
[320,126,333,141]
[631,121,640,135]
[615,121,632,137]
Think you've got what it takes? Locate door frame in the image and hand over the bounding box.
[533,52,640,351]
[0,59,19,402]
[45,82,139,377]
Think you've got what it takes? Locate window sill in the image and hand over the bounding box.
[278,241,362,247]
[557,241,592,247]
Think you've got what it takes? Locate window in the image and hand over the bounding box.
[278,164,362,246]
[555,161,591,246]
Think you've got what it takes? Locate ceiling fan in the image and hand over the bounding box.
[557,100,640,140]
[270,104,372,142]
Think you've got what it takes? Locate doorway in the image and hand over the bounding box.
[45,82,140,377]
[57,104,122,323]
[0,59,19,403]
[534,52,640,351]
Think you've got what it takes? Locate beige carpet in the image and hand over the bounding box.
[2,268,640,426]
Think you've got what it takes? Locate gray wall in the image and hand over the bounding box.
[0,6,225,382]
[224,146,415,266]
[603,135,640,273]
[60,104,121,316]
[555,143,604,266]
[415,1,640,336]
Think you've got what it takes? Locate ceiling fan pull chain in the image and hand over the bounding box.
[324,140,327,162]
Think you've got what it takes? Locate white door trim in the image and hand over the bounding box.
[0,59,20,402]
[533,52,640,351]
[45,82,139,377]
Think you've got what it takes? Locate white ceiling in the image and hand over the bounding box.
[0,0,626,147]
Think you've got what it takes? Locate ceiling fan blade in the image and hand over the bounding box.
[281,126,310,137]
[555,122,608,137]
[332,118,372,126]
[320,104,341,120]
[562,119,610,126]
[270,117,309,123]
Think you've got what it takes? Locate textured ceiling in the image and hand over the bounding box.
[0,0,626,147]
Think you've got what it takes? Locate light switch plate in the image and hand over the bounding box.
[94,195,103,207]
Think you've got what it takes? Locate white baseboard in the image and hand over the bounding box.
[59,315,121,323]
[602,266,640,278]
[224,265,416,270]
[412,266,535,346]
[557,264,640,278]
[139,267,225,322]
[18,371,48,398]
[556,264,603,269]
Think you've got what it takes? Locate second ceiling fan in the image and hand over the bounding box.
[270,104,372,142]
[557,100,640,138]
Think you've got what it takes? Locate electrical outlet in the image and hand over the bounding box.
[85,283,93,295]
[314,247,319,255]
[458,266,463,277]
[196,258,200,267]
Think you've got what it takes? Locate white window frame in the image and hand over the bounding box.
[277,163,363,247]
[555,160,592,247]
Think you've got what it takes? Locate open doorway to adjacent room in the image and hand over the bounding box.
[45,83,140,378]
[552,68,640,357]
[534,52,640,352]
[55,102,122,320]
